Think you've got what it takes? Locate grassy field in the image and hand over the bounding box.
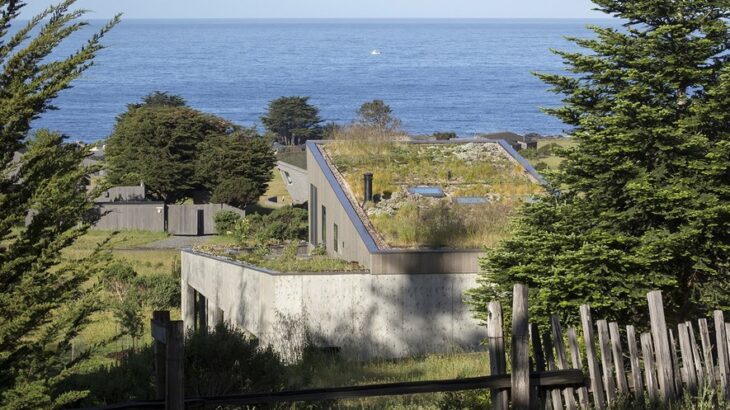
[65,230,180,366]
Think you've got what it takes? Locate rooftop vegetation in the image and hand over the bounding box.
[323,131,543,249]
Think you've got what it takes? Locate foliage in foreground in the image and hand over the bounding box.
[469,1,730,327]
[0,1,120,408]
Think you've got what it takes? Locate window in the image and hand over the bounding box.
[309,184,318,245]
[283,171,293,184]
[321,206,327,245]
[333,224,339,252]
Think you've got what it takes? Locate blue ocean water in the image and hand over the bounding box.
[31,19,618,143]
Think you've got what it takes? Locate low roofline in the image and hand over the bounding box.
[276,160,306,173]
[306,138,548,254]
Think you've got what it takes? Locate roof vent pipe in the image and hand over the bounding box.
[363,173,373,203]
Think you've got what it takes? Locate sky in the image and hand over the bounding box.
[23,0,604,19]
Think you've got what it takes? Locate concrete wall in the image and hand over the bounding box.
[277,161,308,205]
[167,204,245,236]
[306,145,373,270]
[182,250,486,360]
[93,202,166,231]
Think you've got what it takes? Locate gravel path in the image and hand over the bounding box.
[139,235,214,249]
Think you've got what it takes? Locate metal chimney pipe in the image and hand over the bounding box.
[363,173,373,203]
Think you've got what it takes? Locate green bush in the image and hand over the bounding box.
[185,324,286,396]
[135,273,180,310]
[433,131,457,140]
[244,206,308,245]
[214,210,242,234]
[68,325,286,406]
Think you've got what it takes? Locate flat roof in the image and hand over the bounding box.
[316,139,544,250]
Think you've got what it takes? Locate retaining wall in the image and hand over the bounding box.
[181,250,486,360]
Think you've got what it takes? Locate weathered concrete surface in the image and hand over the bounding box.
[167,203,245,235]
[182,250,486,360]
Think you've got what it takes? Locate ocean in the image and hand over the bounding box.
[31,19,619,143]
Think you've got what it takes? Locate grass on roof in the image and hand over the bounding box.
[323,132,543,249]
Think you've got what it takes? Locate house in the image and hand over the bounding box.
[481,131,538,151]
[181,138,544,359]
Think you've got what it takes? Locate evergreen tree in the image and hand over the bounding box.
[105,103,234,203]
[356,99,401,132]
[261,96,322,145]
[195,129,276,208]
[0,1,119,407]
[469,1,730,326]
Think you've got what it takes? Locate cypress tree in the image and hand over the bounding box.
[469,1,730,326]
[0,1,118,407]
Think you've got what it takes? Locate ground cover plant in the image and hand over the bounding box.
[323,131,543,249]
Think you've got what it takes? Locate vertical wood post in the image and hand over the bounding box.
[567,327,590,408]
[698,318,715,386]
[580,305,605,409]
[529,323,548,409]
[686,321,705,388]
[608,322,628,395]
[668,329,682,394]
[626,325,643,401]
[677,323,697,393]
[714,311,730,398]
[487,301,508,410]
[512,284,530,410]
[543,330,564,409]
[596,320,616,404]
[551,315,577,409]
[641,332,659,403]
[152,311,170,400]
[166,320,184,410]
[647,290,675,403]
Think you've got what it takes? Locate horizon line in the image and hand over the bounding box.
[82,16,612,21]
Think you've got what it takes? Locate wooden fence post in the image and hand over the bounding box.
[714,311,729,399]
[580,305,605,409]
[567,327,590,408]
[166,320,185,410]
[488,301,509,410]
[686,321,705,388]
[677,323,697,394]
[698,318,715,386]
[596,320,616,404]
[626,325,643,402]
[608,322,628,396]
[647,290,675,403]
[152,311,170,400]
[551,315,577,409]
[640,332,659,402]
[529,323,547,409]
[512,284,530,410]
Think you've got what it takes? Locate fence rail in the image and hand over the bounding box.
[88,284,730,409]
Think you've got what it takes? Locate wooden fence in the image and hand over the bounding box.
[500,284,730,409]
[89,284,730,409]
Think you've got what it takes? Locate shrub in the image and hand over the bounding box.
[244,206,308,245]
[214,210,242,234]
[135,273,181,310]
[185,324,286,396]
[211,176,260,209]
[433,131,457,140]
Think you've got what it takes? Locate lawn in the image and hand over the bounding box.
[323,139,543,249]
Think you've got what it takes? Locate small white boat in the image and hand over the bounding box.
[370,49,381,55]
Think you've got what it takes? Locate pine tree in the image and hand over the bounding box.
[0,1,119,408]
[469,1,730,326]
